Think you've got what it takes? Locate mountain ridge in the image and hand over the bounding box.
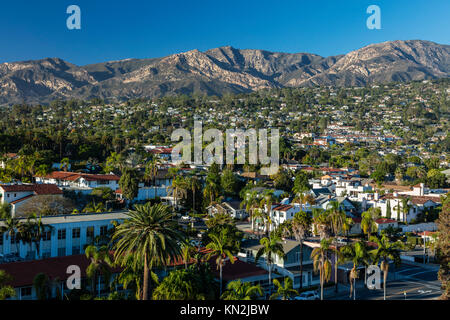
[0,40,449,105]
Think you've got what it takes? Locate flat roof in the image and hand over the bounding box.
[0,211,129,226]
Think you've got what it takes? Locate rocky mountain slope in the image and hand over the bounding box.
[0,40,448,104]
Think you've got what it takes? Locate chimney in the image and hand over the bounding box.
[374,192,379,200]
[420,183,424,196]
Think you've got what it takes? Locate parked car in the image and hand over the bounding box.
[294,291,320,300]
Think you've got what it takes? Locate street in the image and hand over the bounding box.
[326,262,442,300]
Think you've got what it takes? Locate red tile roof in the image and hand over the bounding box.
[273,204,293,212]
[39,171,120,182]
[216,259,268,282]
[0,254,118,288]
[375,218,397,224]
[0,184,62,195]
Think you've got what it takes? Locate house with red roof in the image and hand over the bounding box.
[0,184,64,217]
[374,218,398,233]
[35,172,120,192]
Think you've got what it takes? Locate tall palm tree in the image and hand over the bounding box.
[144,158,160,198]
[260,189,276,235]
[270,277,298,300]
[327,200,347,293]
[0,215,20,255]
[187,176,201,214]
[85,245,113,297]
[401,197,412,224]
[221,280,263,300]
[167,176,188,210]
[30,214,53,259]
[112,203,185,300]
[203,176,220,206]
[361,208,378,240]
[240,190,259,233]
[291,211,312,289]
[181,243,197,270]
[255,236,285,295]
[370,235,403,300]
[342,217,354,241]
[339,241,371,299]
[311,238,333,300]
[312,208,331,240]
[206,230,236,296]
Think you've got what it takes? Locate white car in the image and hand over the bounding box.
[294,291,320,300]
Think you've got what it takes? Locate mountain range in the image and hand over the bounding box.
[0,40,449,105]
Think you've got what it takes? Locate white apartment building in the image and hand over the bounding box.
[0,211,128,261]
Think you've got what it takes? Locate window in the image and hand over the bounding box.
[72,228,81,239]
[20,287,32,298]
[58,229,66,240]
[42,231,51,241]
[86,227,94,238]
[58,247,66,257]
[100,226,108,236]
[0,232,3,246]
[72,246,80,255]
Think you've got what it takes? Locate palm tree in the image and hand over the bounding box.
[114,252,159,300]
[311,238,333,300]
[112,203,185,300]
[203,176,220,206]
[167,176,188,210]
[252,208,266,238]
[187,176,201,214]
[401,197,412,224]
[60,157,70,172]
[339,241,371,299]
[342,217,354,241]
[240,190,259,233]
[255,236,285,295]
[370,235,403,300]
[293,193,307,211]
[221,280,263,300]
[361,208,378,240]
[312,208,331,240]
[0,215,20,255]
[85,245,113,297]
[33,273,52,300]
[144,158,160,198]
[0,270,15,300]
[291,211,312,289]
[152,268,203,300]
[35,164,50,180]
[327,200,346,293]
[30,214,53,259]
[270,277,298,300]
[206,229,236,296]
[260,189,276,235]
[181,243,196,270]
[83,202,105,213]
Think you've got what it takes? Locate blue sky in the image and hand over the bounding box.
[0,0,449,65]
